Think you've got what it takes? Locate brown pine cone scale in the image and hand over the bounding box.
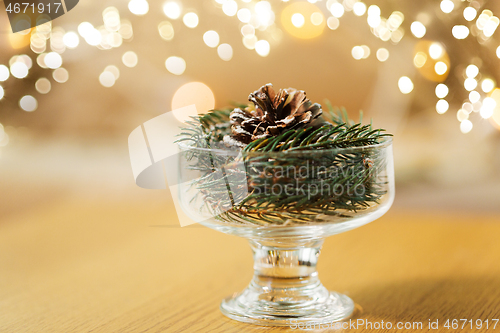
[228,83,323,145]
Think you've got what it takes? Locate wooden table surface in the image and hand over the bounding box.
[1,193,500,332]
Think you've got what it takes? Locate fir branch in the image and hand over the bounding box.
[177,104,392,226]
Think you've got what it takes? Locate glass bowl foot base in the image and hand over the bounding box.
[220,240,356,326]
[220,289,355,327]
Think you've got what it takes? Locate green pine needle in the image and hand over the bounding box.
[177,103,392,226]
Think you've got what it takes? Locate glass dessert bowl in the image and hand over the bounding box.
[177,137,395,326]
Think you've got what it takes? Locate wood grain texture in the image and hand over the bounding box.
[1,197,500,333]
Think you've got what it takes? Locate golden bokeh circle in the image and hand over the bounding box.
[281,2,326,40]
[413,40,450,82]
[172,82,215,122]
[488,88,500,130]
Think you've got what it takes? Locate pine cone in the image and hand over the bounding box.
[227,84,323,145]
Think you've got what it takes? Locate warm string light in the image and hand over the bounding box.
[341,0,500,134]
[158,21,175,41]
[165,56,186,75]
[411,21,426,38]
[217,44,233,61]
[398,76,414,94]
[1,5,139,118]
[122,51,138,68]
[163,1,181,19]
[203,30,220,48]
[1,0,499,137]
[129,0,149,16]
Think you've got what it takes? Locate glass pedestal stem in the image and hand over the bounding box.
[220,239,355,326]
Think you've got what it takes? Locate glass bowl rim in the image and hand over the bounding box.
[177,136,392,156]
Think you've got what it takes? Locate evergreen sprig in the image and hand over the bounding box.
[177,103,392,226]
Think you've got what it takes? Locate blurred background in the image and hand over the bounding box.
[1,0,500,219]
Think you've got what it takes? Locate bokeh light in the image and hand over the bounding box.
[84,28,102,46]
[30,31,47,54]
[367,15,381,28]
[434,62,447,75]
[171,82,215,117]
[159,21,175,41]
[460,119,473,133]
[411,21,426,38]
[361,45,370,59]
[44,52,63,69]
[203,30,219,48]
[163,1,181,19]
[480,97,496,119]
[436,99,449,114]
[440,0,454,13]
[99,71,116,87]
[0,65,9,81]
[376,48,389,62]
[183,12,199,28]
[35,78,51,94]
[351,46,364,60]
[63,32,80,49]
[435,84,449,98]
[457,109,469,121]
[462,102,473,113]
[165,56,186,75]
[367,5,380,16]
[466,64,479,78]
[429,43,444,59]
[103,7,121,32]
[217,44,233,61]
[129,0,149,16]
[53,68,69,83]
[452,25,469,39]
[50,27,66,53]
[0,86,4,100]
[481,78,495,93]
[310,12,324,26]
[105,65,120,80]
[78,22,93,38]
[243,36,258,49]
[463,7,477,21]
[327,17,339,30]
[413,52,427,68]
[414,41,450,82]
[464,78,477,91]
[388,11,405,30]
[469,91,481,103]
[329,3,344,18]
[19,95,38,112]
[398,76,414,94]
[353,2,367,16]
[473,101,482,112]
[281,2,325,39]
[254,1,274,27]
[1,0,497,139]
[489,88,500,129]
[18,55,32,69]
[291,13,305,28]
[122,51,138,67]
[481,14,499,38]
[241,24,255,37]
[237,8,251,23]
[255,40,270,57]
[222,0,238,17]
[119,20,134,40]
[10,62,28,79]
